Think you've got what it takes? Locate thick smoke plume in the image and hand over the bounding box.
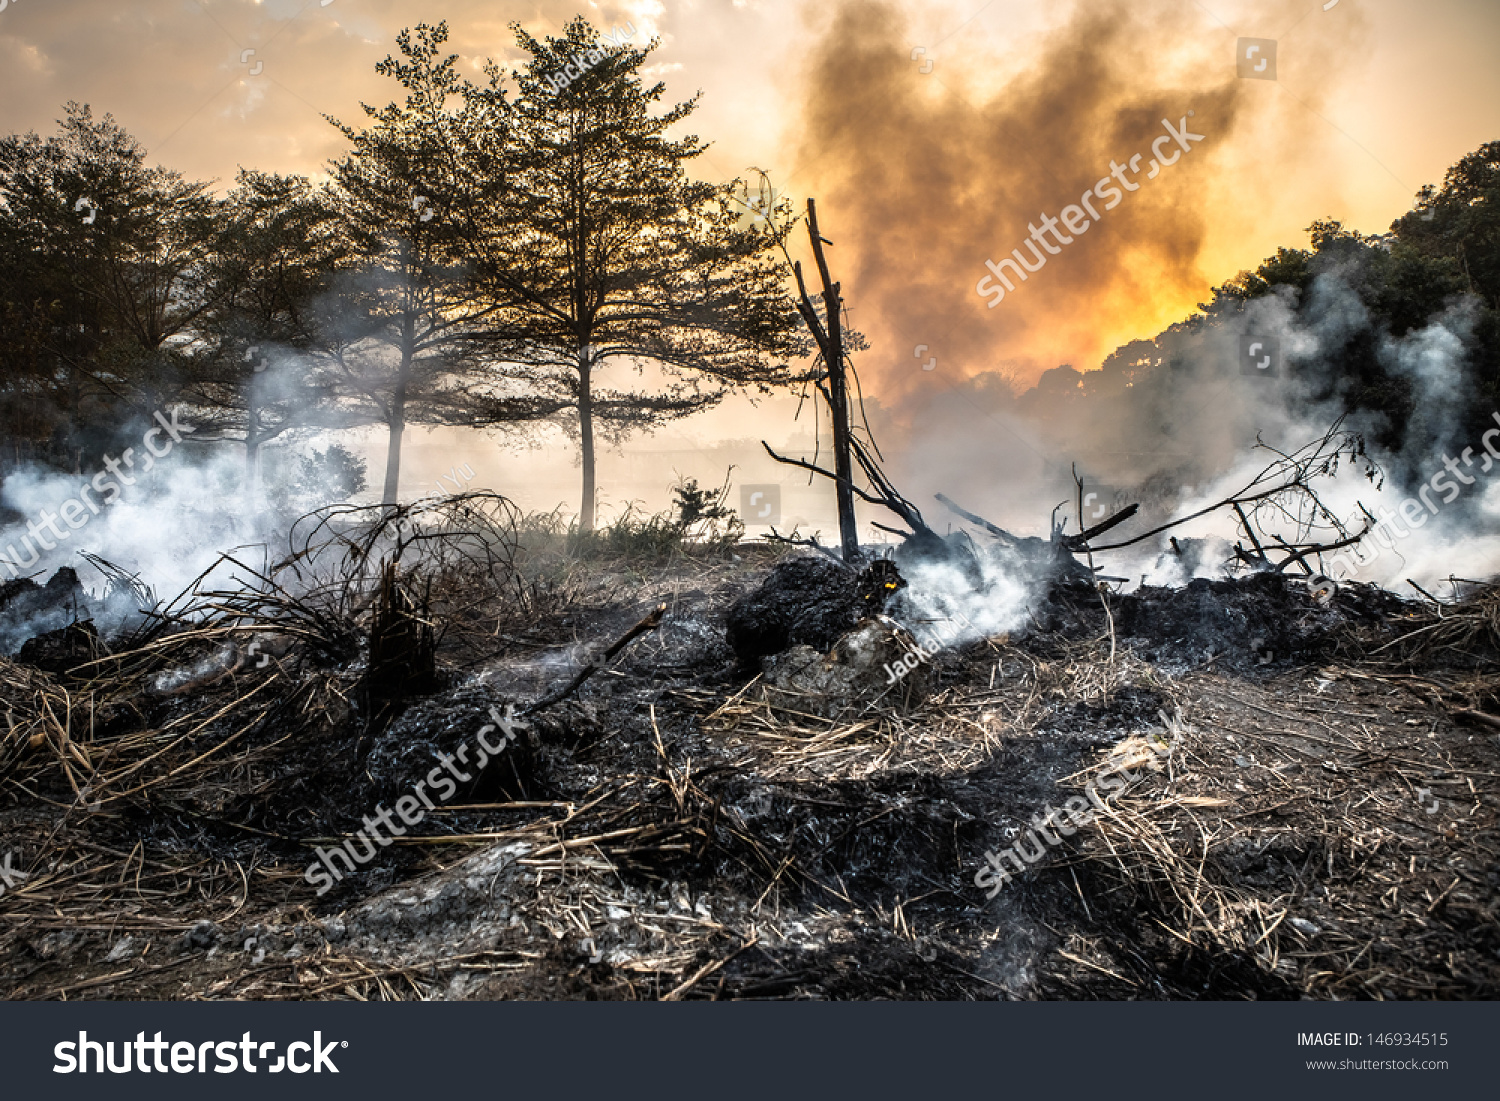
[789,0,1361,392]
[785,1,1497,598]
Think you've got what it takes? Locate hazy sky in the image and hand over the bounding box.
[3,0,1495,388]
[2,0,1497,515]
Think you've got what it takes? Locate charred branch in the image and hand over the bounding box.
[761,442,887,509]
[1087,421,1377,568]
[1059,504,1140,551]
[761,530,853,569]
[1232,502,1270,566]
[848,436,936,541]
[523,603,666,716]
[935,493,1019,546]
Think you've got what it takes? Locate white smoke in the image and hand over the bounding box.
[0,403,351,653]
[884,266,1498,607]
[0,445,253,591]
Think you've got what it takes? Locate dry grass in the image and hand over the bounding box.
[1057,666,1497,998]
[2,554,1494,1000]
[704,635,1164,783]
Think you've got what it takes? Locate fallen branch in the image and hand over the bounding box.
[935,493,1018,545]
[1452,709,1500,732]
[760,530,851,568]
[1060,504,1140,551]
[523,604,667,716]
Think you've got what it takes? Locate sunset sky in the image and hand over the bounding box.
[2,0,1497,512]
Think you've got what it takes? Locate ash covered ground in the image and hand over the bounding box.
[1,526,1497,1001]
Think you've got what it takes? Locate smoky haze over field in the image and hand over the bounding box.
[780,0,1499,586]
[789,0,1356,394]
[875,269,1500,592]
[0,0,1494,609]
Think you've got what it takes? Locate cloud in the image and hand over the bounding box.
[787,0,1365,397]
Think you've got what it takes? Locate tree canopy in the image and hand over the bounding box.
[0,20,806,524]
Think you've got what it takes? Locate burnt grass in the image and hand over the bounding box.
[1,550,1497,1001]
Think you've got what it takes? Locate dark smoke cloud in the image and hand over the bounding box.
[776,1,1500,589]
[789,0,1350,400]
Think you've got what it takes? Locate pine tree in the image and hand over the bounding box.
[450,18,807,529]
[323,25,560,505]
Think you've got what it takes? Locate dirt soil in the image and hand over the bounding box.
[1,550,1497,1000]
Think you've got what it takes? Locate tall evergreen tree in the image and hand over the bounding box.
[452,18,806,529]
[322,25,559,505]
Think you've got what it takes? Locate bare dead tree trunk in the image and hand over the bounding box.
[762,198,945,559]
[813,209,859,563]
[789,200,858,561]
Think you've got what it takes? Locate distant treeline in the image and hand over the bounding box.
[1008,141,1500,486]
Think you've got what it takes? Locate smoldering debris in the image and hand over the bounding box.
[760,615,934,719]
[0,497,1494,1000]
[725,554,899,662]
[17,621,103,676]
[0,568,87,656]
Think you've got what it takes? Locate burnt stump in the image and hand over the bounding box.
[726,555,906,664]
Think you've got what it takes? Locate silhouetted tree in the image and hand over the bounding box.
[451,18,806,529]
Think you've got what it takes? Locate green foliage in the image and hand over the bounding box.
[0,21,800,520]
[510,473,743,564]
[999,143,1500,494]
[1178,143,1500,455]
[668,474,743,545]
[293,444,368,503]
[267,443,369,512]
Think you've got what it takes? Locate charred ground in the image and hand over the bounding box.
[0,526,1496,1001]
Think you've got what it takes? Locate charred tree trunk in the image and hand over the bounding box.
[363,559,439,731]
[807,204,859,563]
[765,198,943,560]
[578,352,596,532]
[787,200,859,561]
